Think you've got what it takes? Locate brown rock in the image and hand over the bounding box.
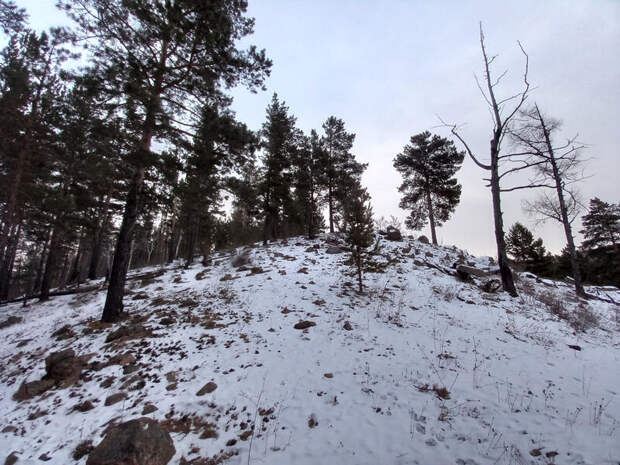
[13,378,55,401]
[343,321,353,331]
[72,400,95,413]
[109,352,136,366]
[104,392,128,406]
[86,417,175,465]
[45,349,82,387]
[196,382,218,396]
[51,325,76,340]
[105,324,150,343]
[0,316,22,329]
[294,320,316,330]
[4,452,19,465]
[142,404,158,415]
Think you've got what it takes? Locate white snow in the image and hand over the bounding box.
[1,235,619,465]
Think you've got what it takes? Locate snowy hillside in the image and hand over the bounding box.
[1,235,619,465]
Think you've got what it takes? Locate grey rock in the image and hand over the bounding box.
[86,417,175,465]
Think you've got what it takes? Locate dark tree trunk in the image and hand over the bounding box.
[425,187,437,245]
[101,166,146,322]
[0,220,21,300]
[490,140,517,297]
[101,37,167,322]
[328,182,334,234]
[88,233,103,280]
[537,107,585,297]
[185,218,198,268]
[40,226,62,301]
[355,245,363,293]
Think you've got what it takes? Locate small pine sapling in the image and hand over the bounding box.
[342,184,374,293]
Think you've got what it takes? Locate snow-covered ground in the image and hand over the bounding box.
[1,235,619,465]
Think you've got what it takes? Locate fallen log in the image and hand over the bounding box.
[0,269,165,306]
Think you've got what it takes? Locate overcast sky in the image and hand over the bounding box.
[15,0,620,256]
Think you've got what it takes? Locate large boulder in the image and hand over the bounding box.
[417,235,429,244]
[385,226,402,241]
[13,378,55,401]
[326,245,345,254]
[45,349,83,387]
[456,265,488,281]
[231,250,251,268]
[86,418,175,465]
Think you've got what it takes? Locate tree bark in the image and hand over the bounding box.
[328,182,334,234]
[101,166,145,321]
[40,225,62,300]
[425,187,437,245]
[536,106,586,297]
[356,245,363,293]
[490,139,517,297]
[101,37,168,322]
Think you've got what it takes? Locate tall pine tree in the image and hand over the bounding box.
[259,94,298,244]
[580,198,619,250]
[59,0,271,322]
[321,116,365,233]
[393,131,464,245]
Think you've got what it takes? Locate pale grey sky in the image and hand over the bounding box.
[15,0,620,256]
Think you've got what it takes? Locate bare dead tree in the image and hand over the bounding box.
[441,24,534,297]
[511,104,588,297]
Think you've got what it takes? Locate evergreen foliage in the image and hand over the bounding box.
[322,116,366,233]
[342,183,374,292]
[580,198,619,250]
[393,131,464,245]
[505,222,550,275]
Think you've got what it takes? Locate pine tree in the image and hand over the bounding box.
[179,102,255,266]
[0,25,72,300]
[291,130,327,239]
[259,94,298,244]
[59,0,271,322]
[505,222,548,271]
[0,0,26,33]
[393,131,464,245]
[342,183,374,293]
[580,198,619,250]
[321,116,365,233]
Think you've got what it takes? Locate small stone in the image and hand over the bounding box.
[225,439,237,447]
[323,373,333,379]
[4,452,19,465]
[104,392,127,406]
[343,321,353,331]
[294,320,316,330]
[196,382,217,396]
[142,404,158,414]
[72,400,95,413]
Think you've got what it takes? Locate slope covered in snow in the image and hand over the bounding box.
[1,235,619,465]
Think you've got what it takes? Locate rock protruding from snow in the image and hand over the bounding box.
[417,235,429,244]
[385,226,402,241]
[326,245,345,254]
[456,264,489,280]
[196,382,217,396]
[86,418,175,465]
[294,320,316,330]
[14,349,83,401]
[231,249,251,268]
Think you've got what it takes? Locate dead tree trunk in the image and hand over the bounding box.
[446,25,530,297]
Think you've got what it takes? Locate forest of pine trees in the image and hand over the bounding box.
[0,1,373,312]
[0,1,618,310]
